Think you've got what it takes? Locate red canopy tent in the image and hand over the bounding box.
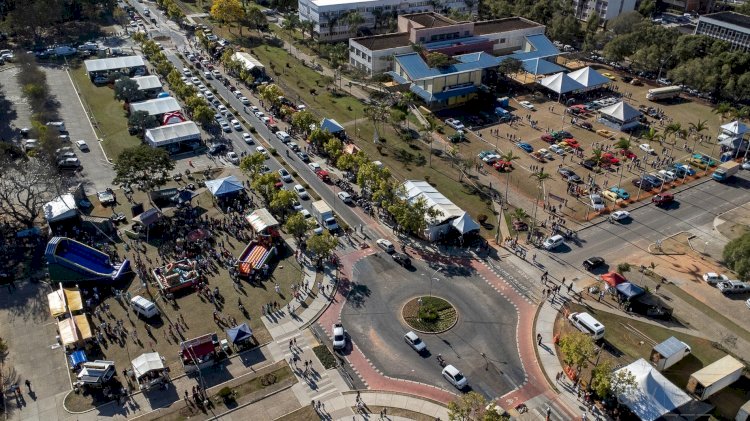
[601,272,627,288]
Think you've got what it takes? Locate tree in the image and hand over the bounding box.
[425,52,457,68]
[114,77,143,103]
[547,14,581,46]
[0,338,8,364]
[259,83,283,107]
[282,13,300,37]
[607,11,643,35]
[252,173,280,203]
[0,157,60,228]
[245,7,267,34]
[617,262,631,274]
[640,127,662,146]
[723,232,750,280]
[559,331,595,373]
[291,110,316,135]
[239,152,267,178]
[306,231,339,265]
[447,391,509,421]
[113,145,175,190]
[323,137,344,163]
[590,359,615,398]
[497,57,523,76]
[615,138,631,151]
[610,367,638,397]
[128,110,158,132]
[284,212,311,239]
[345,11,365,35]
[270,189,296,217]
[388,196,442,235]
[192,104,215,126]
[210,0,244,33]
[300,20,315,41]
[714,102,735,121]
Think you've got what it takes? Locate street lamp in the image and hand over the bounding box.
[417,297,423,321]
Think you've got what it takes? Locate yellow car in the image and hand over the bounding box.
[602,72,616,80]
[556,142,574,153]
[601,190,619,202]
[596,129,615,139]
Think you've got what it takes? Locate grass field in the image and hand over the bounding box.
[69,64,141,159]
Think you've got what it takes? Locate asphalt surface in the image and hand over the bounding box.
[541,173,750,279]
[339,252,525,400]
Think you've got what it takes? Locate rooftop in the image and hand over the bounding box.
[84,55,145,73]
[351,32,411,51]
[405,12,458,28]
[473,17,543,35]
[701,11,750,29]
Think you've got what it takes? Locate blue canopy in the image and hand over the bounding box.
[616,282,646,299]
[69,350,87,368]
[157,92,170,98]
[320,118,344,134]
[226,323,253,344]
[205,176,244,197]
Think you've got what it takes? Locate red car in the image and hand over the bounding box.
[541,134,555,143]
[494,160,512,171]
[564,138,581,149]
[602,153,620,165]
[619,149,636,159]
[652,193,674,206]
[316,170,330,182]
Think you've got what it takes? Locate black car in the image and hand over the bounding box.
[583,257,605,271]
[392,252,411,267]
[632,178,654,190]
[558,167,581,183]
[581,160,597,170]
[208,143,227,155]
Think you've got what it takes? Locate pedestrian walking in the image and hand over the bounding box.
[24,380,31,392]
[289,339,293,350]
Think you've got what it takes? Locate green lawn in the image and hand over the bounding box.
[69,64,141,159]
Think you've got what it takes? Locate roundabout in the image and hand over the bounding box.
[339,252,525,399]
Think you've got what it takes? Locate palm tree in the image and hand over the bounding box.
[282,13,300,39]
[528,169,551,240]
[615,138,631,151]
[591,148,604,169]
[641,127,663,146]
[689,120,708,138]
[714,102,735,122]
[300,20,315,41]
[512,208,529,222]
[399,92,417,131]
[500,151,519,206]
[346,11,365,36]
[664,122,683,145]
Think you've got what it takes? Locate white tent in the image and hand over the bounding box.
[401,180,464,224]
[245,208,279,233]
[567,66,610,89]
[130,97,181,116]
[538,72,585,94]
[44,194,78,223]
[145,121,200,148]
[232,52,265,72]
[615,358,693,421]
[451,212,480,234]
[720,120,748,136]
[131,352,165,380]
[598,101,642,130]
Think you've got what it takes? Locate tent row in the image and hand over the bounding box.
[538,67,611,94]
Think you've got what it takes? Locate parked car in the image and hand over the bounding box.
[583,257,605,271]
[226,151,240,165]
[652,193,674,206]
[589,194,605,211]
[516,142,533,153]
[518,101,535,110]
[256,146,268,157]
[208,143,227,155]
[293,184,309,200]
[702,272,729,286]
[639,143,655,154]
[718,281,750,295]
[278,168,292,182]
[75,140,89,151]
[445,118,465,130]
[337,191,353,203]
[609,187,630,200]
[558,168,581,183]
[242,133,255,144]
[376,239,395,253]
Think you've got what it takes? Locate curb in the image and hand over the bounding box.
[300,266,339,330]
[206,382,295,421]
[532,301,559,394]
[341,389,450,408]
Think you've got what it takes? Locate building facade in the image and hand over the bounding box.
[298,0,477,42]
[571,0,636,21]
[694,12,750,52]
[349,13,545,75]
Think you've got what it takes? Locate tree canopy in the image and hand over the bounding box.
[447,391,509,421]
[114,77,143,103]
[284,212,311,239]
[113,145,175,190]
[0,156,60,228]
[559,331,595,372]
[723,232,750,280]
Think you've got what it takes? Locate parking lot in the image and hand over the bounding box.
[436,66,726,223]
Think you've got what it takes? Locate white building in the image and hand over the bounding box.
[298,0,477,42]
[695,12,750,53]
[571,0,636,21]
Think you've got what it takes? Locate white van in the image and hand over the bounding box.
[568,312,605,340]
[276,131,291,143]
[131,295,159,318]
[542,234,564,250]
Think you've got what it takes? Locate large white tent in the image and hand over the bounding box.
[615,359,693,421]
[145,121,200,148]
[400,180,478,241]
[538,72,585,94]
[598,101,642,131]
[132,352,165,380]
[567,66,610,90]
[44,194,78,223]
[720,120,749,136]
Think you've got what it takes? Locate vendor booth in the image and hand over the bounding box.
[132,352,169,391]
[226,323,254,350]
[245,208,280,238]
[180,333,217,372]
[597,101,642,131]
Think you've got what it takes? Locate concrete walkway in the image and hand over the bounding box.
[322,391,450,421]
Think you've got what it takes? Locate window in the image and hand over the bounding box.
[499,38,506,43]
[368,56,371,62]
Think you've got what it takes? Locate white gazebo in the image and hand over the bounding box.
[538,73,585,96]
[567,67,610,91]
[598,101,642,131]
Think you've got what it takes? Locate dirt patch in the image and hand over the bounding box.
[715,205,750,241]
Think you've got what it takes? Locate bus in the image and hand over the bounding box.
[647,86,682,101]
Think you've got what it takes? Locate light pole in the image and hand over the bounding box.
[656,53,675,83]
[429,267,442,297]
[527,183,543,241]
[704,141,718,176]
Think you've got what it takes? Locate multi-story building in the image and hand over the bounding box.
[298,0,477,42]
[694,12,750,52]
[570,0,636,21]
[349,13,545,75]
[660,0,712,13]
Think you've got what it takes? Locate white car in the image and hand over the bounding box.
[250,105,259,113]
[190,76,200,84]
[657,170,676,182]
[311,221,324,235]
[609,210,630,221]
[278,168,292,182]
[639,143,655,154]
[549,144,566,155]
[293,184,309,200]
[205,91,215,100]
[288,141,300,152]
[240,96,250,105]
[220,121,231,132]
[75,140,89,151]
[332,323,346,350]
[702,272,729,285]
[203,71,212,79]
[445,118,465,131]
[231,119,242,131]
[291,200,303,212]
[742,161,750,170]
[242,133,255,144]
[299,209,311,219]
[404,331,426,352]
[519,100,536,110]
[218,104,228,115]
[308,162,322,172]
[337,191,352,203]
[226,151,240,165]
[254,110,265,118]
[589,194,605,211]
[376,239,395,253]
[442,365,468,390]
[256,146,268,157]
[182,67,191,76]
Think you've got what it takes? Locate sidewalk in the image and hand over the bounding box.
[322,390,450,420]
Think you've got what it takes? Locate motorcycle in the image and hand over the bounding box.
[436,354,446,367]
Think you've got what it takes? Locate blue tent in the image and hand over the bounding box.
[205,176,244,197]
[157,92,170,98]
[226,323,253,344]
[320,118,344,134]
[69,349,87,369]
[616,282,646,299]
